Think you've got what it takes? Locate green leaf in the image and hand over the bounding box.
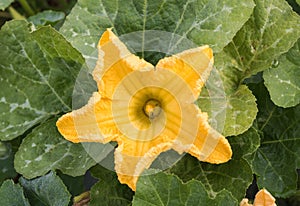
[0,20,86,141]
[200,0,300,136]
[170,156,252,201]
[249,82,300,198]
[132,171,238,206]
[19,171,71,206]
[221,0,300,80]
[60,0,254,64]
[198,83,258,136]
[14,118,98,178]
[263,39,300,108]
[89,165,134,206]
[0,141,17,183]
[28,10,65,27]
[221,86,258,136]
[0,180,30,206]
[0,0,13,10]
[228,127,261,166]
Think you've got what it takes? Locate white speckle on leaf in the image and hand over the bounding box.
[20,99,31,108]
[271,39,281,48]
[222,5,232,12]
[279,79,291,84]
[35,156,43,161]
[285,28,293,33]
[214,24,222,32]
[70,28,78,37]
[250,45,256,54]
[24,160,31,167]
[45,144,55,152]
[0,97,6,102]
[84,42,96,47]
[9,103,18,112]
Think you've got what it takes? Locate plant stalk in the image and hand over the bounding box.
[18,0,35,16]
[8,6,25,20]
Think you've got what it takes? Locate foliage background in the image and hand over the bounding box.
[0,0,299,205]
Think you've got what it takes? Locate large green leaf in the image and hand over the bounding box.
[14,118,98,178]
[198,83,258,136]
[19,171,71,206]
[170,156,252,201]
[0,180,30,206]
[0,0,13,10]
[228,127,261,167]
[249,82,300,198]
[132,171,238,206]
[60,0,254,63]
[89,165,134,206]
[0,20,86,141]
[220,0,300,81]
[263,39,300,108]
[200,0,300,136]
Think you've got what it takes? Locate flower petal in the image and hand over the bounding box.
[93,29,154,99]
[172,103,232,164]
[115,140,172,190]
[253,189,277,206]
[56,92,119,143]
[240,198,252,206]
[156,46,213,99]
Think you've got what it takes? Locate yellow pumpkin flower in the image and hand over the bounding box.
[56,29,232,190]
[240,189,277,206]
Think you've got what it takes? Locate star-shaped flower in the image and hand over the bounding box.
[56,29,232,190]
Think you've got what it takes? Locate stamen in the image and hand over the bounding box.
[143,99,162,119]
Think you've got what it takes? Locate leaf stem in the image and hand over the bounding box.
[18,0,35,16]
[73,191,90,204]
[8,6,25,20]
